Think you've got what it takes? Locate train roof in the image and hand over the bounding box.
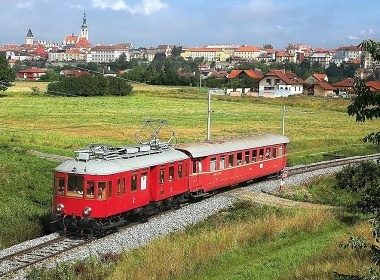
[55,147,188,175]
[175,133,290,158]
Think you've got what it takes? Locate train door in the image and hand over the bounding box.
[115,175,127,214]
[190,158,202,191]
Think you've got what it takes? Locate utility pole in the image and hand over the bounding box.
[207,89,211,140]
[282,105,286,135]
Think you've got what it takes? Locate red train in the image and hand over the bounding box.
[49,132,289,236]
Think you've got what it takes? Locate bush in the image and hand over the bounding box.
[46,75,133,97]
[335,161,380,192]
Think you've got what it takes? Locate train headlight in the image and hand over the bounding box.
[56,203,65,213]
[83,207,92,217]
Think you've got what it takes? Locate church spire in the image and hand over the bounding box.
[80,11,88,40]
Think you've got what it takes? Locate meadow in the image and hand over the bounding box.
[2,81,380,278]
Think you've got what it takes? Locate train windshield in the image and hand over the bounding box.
[67,174,84,197]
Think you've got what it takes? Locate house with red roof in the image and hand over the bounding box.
[331,78,355,94]
[258,70,304,96]
[228,69,263,80]
[365,81,380,92]
[18,68,46,80]
[304,73,335,96]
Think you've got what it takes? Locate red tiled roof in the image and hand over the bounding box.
[64,35,79,44]
[19,68,45,73]
[331,78,355,87]
[313,73,327,82]
[317,81,335,90]
[264,70,304,85]
[235,45,261,52]
[228,69,263,80]
[75,37,92,48]
[366,81,380,90]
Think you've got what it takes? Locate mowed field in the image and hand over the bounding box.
[3,80,380,165]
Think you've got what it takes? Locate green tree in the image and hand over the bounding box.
[0,55,16,91]
[347,40,380,145]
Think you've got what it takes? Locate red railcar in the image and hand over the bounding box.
[49,133,289,236]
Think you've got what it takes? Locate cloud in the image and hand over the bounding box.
[16,1,33,8]
[90,0,167,15]
[348,29,375,41]
[347,35,360,40]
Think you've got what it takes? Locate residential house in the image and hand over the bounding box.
[258,70,304,96]
[228,69,264,80]
[331,78,355,94]
[275,50,296,63]
[60,70,90,77]
[365,81,380,92]
[18,67,46,80]
[304,73,335,96]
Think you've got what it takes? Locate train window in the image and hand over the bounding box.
[108,181,112,198]
[273,147,277,158]
[245,151,250,164]
[67,174,84,197]
[220,156,225,169]
[159,170,165,184]
[266,148,271,159]
[117,179,121,195]
[56,177,65,196]
[86,181,95,199]
[278,146,283,157]
[141,172,147,190]
[237,152,242,165]
[210,157,216,171]
[169,166,174,182]
[192,160,202,173]
[252,150,257,162]
[228,154,234,167]
[122,178,126,194]
[131,174,137,191]
[178,164,183,179]
[259,149,264,160]
[98,182,106,199]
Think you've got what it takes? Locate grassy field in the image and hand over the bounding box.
[2,81,380,278]
[3,81,380,165]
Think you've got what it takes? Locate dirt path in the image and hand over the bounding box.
[230,188,330,208]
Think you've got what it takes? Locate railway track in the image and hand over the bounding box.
[286,153,380,176]
[1,153,379,279]
[0,236,88,278]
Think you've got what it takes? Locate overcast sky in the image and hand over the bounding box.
[1,0,379,50]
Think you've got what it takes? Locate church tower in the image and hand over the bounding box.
[26,29,34,45]
[80,11,88,40]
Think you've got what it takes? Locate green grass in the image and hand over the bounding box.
[0,147,56,248]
